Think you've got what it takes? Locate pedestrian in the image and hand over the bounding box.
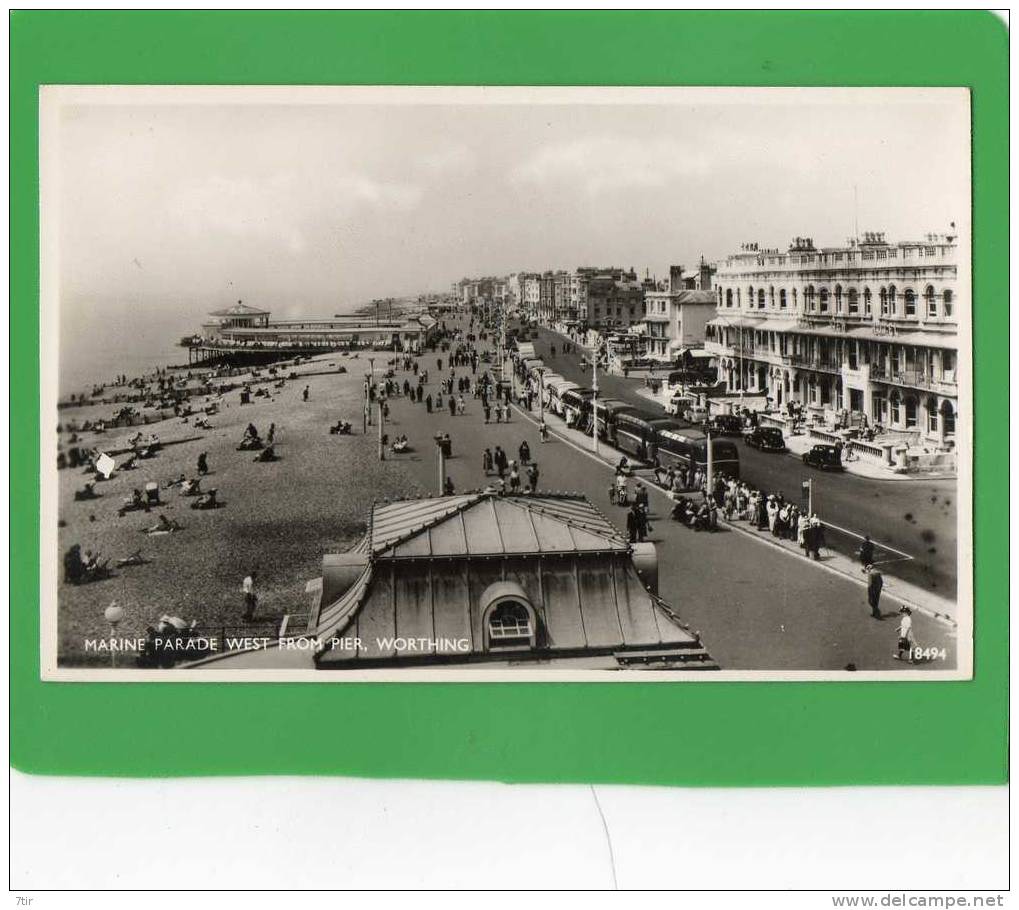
[635,481,649,512]
[482,448,494,474]
[509,463,521,492]
[267,423,276,444]
[449,396,456,417]
[539,421,548,442]
[444,475,455,495]
[518,440,530,465]
[302,385,309,402]
[894,606,915,660]
[527,462,539,493]
[858,534,875,568]
[197,452,209,475]
[494,446,507,478]
[797,511,809,548]
[242,571,258,621]
[866,565,884,619]
[484,403,491,423]
[457,395,466,415]
[425,393,433,413]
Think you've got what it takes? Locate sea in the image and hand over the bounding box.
[56,295,398,399]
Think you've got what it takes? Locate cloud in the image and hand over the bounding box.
[512,136,712,195]
[418,144,476,174]
[166,170,422,252]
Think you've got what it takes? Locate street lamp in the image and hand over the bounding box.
[591,352,599,455]
[434,433,447,493]
[104,601,124,668]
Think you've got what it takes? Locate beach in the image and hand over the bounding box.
[56,352,424,665]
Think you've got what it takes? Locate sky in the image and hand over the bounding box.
[51,87,970,335]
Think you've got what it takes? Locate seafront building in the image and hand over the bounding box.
[704,232,959,447]
[639,262,717,362]
[181,301,439,363]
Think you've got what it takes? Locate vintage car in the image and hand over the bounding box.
[708,414,745,437]
[802,443,844,471]
[745,426,787,453]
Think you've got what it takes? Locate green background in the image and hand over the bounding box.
[10,11,1008,784]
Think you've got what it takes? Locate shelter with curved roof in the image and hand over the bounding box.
[312,491,716,671]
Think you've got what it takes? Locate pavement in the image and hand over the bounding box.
[366,318,959,672]
[526,325,960,599]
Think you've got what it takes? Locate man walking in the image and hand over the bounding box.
[894,606,915,660]
[866,565,884,619]
[242,571,258,621]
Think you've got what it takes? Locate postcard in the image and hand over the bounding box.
[40,85,972,681]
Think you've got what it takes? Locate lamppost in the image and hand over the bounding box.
[591,352,599,455]
[104,601,124,669]
[435,434,447,493]
[701,419,714,500]
[537,367,546,440]
[378,399,385,461]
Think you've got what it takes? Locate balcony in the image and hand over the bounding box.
[787,353,842,373]
[869,368,957,393]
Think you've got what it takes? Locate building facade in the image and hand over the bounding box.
[585,267,645,331]
[704,232,959,445]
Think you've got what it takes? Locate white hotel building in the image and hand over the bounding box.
[704,232,960,448]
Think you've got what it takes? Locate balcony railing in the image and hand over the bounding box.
[869,368,957,392]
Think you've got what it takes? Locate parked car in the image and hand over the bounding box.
[708,414,744,437]
[745,426,787,452]
[802,443,844,471]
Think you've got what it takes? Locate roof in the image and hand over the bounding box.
[369,492,629,559]
[674,290,717,305]
[208,302,271,317]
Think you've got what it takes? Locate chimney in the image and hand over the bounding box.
[698,257,712,290]
[669,265,684,293]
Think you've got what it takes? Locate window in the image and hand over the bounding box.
[879,287,888,316]
[904,289,917,317]
[942,350,956,377]
[941,400,956,435]
[905,396,918,429]
[888,285,897,315]
[487,601,533,647]
[847,288,859,314]
[819,289,829,313]
[725,288,733,308]
[758,288,765,309]
[927,398,938,433]
[805,285,815,311]
[769,286,775,307]
[890,391,900,424]
[779,289,787,308]
[834,285,843,312]
[863,287,872,314]
[924,285,936,317]
[943,289,954,318]
[792,288,798,309]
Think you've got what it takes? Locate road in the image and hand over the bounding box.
[373,320,956,671]
[524,325,958,599]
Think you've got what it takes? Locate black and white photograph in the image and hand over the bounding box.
[40,86,972,679]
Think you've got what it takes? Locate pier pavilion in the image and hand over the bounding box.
[180,301,439,365]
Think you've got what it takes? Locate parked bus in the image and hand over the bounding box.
[613,410,681,461]
[655,428,741,479]
[560,387,594,427]
[593,399,638,440]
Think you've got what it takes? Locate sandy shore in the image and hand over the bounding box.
[56,352,430,665]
